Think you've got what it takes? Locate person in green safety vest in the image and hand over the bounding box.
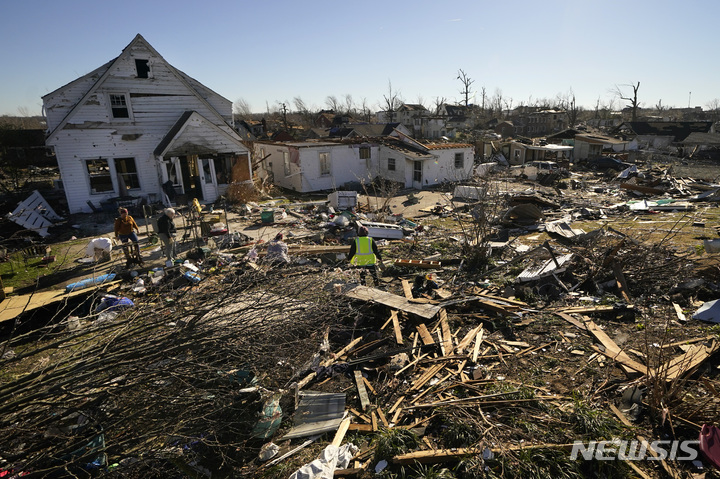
[348,225,383,286]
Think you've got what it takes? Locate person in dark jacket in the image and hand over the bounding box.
[157,208,177,263]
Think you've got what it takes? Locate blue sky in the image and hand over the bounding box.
[1,0,718,117]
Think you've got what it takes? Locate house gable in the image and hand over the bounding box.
[44,34,233,142]
[154,111,248,157]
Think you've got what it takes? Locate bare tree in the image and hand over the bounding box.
[491,89,503,118]
[706,98,720,121]
[613,82,641,121]
[479,86,487,112]
[233,98,252,118]
[359,97,372,123]
[382,80,402,123]
[457,69,474,107]
[655,99,667,113]
[433,97,447,115]
[344,94,355,116]
[325,95,340,112]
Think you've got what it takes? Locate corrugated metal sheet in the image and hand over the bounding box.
[282,391,346,440]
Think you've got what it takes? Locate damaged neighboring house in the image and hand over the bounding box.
[42,34,252,213]
[615,121,715,149]
[255,132,474,192]
[573,133,636,161]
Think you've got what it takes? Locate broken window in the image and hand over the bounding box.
[454,152,464,169]
[283,151,290,176]
[115,157,140,191]
[86,159,114,194]
[109,94,130,119]
[413,160,422,182]
[359,146,371,159]
[388,158,395,171]
[319,152,330,176]
[135,59,150,78]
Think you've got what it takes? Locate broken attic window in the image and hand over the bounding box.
[454,152,464,169]
[115,157,140,190]
[109,94,130,119]
[387,158,396,171]
[135,59,150,78]
[86,159,114,194]
[359,146,371,159]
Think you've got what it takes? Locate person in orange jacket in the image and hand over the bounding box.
[114,207,143,266]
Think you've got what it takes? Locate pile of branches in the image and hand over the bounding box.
[0,268,356,477]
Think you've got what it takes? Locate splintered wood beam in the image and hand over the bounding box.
[472,329,484,363]
[391,311,403,345]
[585,319,651,376]
[439,310,452,356]
[409,364,445,392]
[376,407,389,427]
[354,370,371,411]
[662,341,719,381]
[297,336,363,389]
[612,262,631,302]
[332,417,352,447]
[402,279,413,299]
[457,325,482,354]
[346,285,441,319]
[416,323,435,346]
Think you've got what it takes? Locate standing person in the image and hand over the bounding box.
[348,226,383,286]
[265,233,290,265]
[157,208,177,265]
[114,208,143,267]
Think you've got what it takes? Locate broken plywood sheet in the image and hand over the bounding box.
[544,221,586,241]
[516,253,573,283]
[345,286,441,319]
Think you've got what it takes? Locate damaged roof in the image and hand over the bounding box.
[619,121,714,142]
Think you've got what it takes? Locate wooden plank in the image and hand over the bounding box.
[362,376,377,396]
[612,262,631,302]
[354,370,371,411]
[346,285,441,319]
[391,311,403,345]
[554,311,587,330]
[376,407,389,427]
[394,259,442,269]
[348,408,371,424]
[620,182,665,195]
[439,310,452,356]
[297,336,363,389]
[388,395,405,415]
[347,423,373,433]
[472,329,484,363]
[672,303,687,322]
[456,325,482,354]
[391,407,403,425]
[332,417,352,447]
[585,320,651,376]
[393,443,575,465]
[416,323,435,346]
[401,279,413,299]
[370,411,378,432]
[662,341,719,380]
[409,364,445,392]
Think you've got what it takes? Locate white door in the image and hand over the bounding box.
[197,158,219,203]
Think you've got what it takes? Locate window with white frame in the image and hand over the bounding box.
[86,159,114,194]
[319,152,330,176]
[387,158,396,171]
[109,93,130,119]
[454,152,464,169]
[114,157,141,190]
[283,151,290,176]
